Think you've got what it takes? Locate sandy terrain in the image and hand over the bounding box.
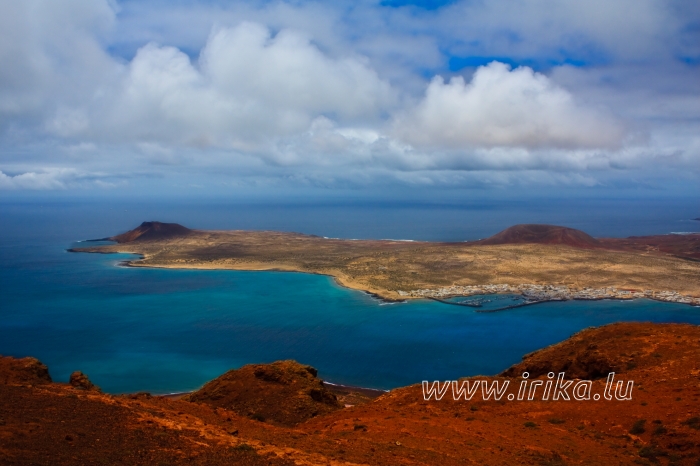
[70,223,700,300]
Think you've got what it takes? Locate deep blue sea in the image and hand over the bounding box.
[1,199,699,393]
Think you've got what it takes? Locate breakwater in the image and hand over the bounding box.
[426,296,567,313]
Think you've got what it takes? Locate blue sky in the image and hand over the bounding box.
[0,0,699,199]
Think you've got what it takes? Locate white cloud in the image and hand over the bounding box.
[394,62,626,150]
[45,107,90,137]
[99,22,396,152]
[0,166,131,190]
[0,169,74,190]
[0,0,698,193]
[202,23,394,121]
[0,0,117,127]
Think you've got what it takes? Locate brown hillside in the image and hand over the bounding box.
[110,221,192,243]
[501,321,700,379]
[479,224,601,248]
[2,323,700,465]
[185,360,341,426]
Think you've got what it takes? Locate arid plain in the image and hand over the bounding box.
[71,222,700,301]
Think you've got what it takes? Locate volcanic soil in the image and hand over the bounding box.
[2,322,700,465]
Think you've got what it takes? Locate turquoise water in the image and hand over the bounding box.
[1,201,699,393]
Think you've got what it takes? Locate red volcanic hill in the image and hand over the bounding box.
[110,221,192,243]
[478,224,601,248]
[185,360,341,427]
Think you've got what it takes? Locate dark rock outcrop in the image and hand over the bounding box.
[185,360,341,426]
[69,371,101,392]
[0,356,52,385]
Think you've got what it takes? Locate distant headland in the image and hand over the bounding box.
[71,222,700,305]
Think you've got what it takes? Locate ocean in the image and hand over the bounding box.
[1,198,699,393]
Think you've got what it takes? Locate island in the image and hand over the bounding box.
[70,222,700,306]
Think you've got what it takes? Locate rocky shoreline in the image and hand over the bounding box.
[399,283,700,307]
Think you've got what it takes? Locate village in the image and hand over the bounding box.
[398,284,700,307]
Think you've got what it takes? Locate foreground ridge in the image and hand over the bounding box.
[2,322,700,465]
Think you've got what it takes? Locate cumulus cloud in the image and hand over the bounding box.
[0,0,117,128]
[0,0,698,193]
[0,168,76,190]
[394,62,626,150]
[97,22,395,151]
[0,167,129,190]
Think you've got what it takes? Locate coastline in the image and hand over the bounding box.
[68,225,700,307]
[88,251,411,303]
[414,284,700,308]
[79,249,700,309]
[149,381,388,401]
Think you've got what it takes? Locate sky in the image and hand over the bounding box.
[0,0,699,200]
